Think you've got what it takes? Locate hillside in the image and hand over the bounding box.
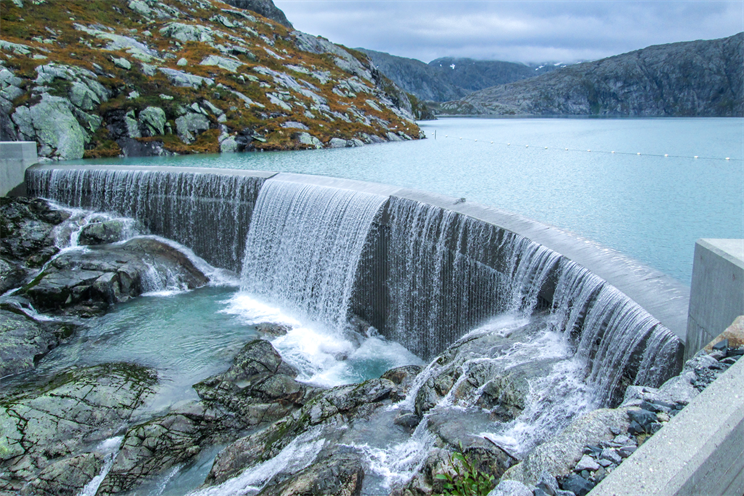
[0,0,421,161]
[439,33,744,117]
[360,49,564,102]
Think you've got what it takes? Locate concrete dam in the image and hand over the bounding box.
[27,164,689,408]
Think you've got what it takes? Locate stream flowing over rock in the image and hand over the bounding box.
[0,363,158,494]
[23,237,209,317]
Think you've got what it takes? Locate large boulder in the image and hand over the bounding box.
[0,363,158,493]
[193,339,314,425]
[23,237,209,317]
[0,306,76,378]
[11,93,87,160]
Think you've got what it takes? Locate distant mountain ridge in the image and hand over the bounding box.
[360,49,563,102]
[439,33,744,117]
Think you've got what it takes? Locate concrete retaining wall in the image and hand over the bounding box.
[590,335,744,496]
[686,239,744,360]
[1,142,37,196]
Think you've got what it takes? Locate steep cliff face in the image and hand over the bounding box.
[440,33,744,117]
[0,0,421,161]
[360,49,564,103]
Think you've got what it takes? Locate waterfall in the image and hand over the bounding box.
[28,168,265,272]
[27,166,683,398]
[549,260,682,405]
[240,178,389,330]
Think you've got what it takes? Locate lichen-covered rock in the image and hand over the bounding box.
[194,339,314,425]
[205,377,394,485]
[176,112,211,143]
[138,106,166,136]
[20,452,106,496]
[23,237,208,317]
[78,219,132,246]
[0,197,70,274]
[0,306,75,378]
[0,363,158,493]
[257,449,365,496]
[11,93,87,160]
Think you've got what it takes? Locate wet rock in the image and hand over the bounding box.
[78,219,130,245]
[393,411,421,431]
[23,237,208,317]
[205,377,394,485]
[96,404,242,495]
[382,364,422,400]
[0,257,25,294]
[21,451,106,496]
[255,322,291,337]
[0,363,157,492]
[257,449,364,496]
[0,306,76,378]
[499,407,631,487]
[0,197,69,268]
[194,339,313,425]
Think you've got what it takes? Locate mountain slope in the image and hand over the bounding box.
[360,49,564,103]
[0,0,421,161]
[440,33,744,117]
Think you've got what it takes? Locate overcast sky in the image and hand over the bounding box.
[273,1,744,64]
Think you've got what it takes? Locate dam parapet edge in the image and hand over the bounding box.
[25,163,689,350]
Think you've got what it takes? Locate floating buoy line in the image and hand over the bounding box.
[437,134,739,162]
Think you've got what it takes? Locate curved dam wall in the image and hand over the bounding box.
[26,164,689,404]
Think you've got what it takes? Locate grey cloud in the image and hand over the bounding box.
[274,1,743,63]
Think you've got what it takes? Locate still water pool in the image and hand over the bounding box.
[62,117,744,285]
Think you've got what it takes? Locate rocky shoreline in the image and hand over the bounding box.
[1,198,741,496]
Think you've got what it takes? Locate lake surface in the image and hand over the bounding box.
[61,117,744,285]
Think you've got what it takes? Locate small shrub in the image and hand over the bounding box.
[434,443,496,496]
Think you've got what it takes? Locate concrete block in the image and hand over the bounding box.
[686,239,744,359]
[1,141,38,196]
[589,352,744,496]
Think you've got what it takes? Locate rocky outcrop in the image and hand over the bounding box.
[23,237,209,317]
[0,197,70,293]
[0,0,420,160]
[0,363,158,493]
[222,0,293,29]
[0,306,76,378]
[441,33,744,117]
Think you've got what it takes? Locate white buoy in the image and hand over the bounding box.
[694,155,699,159]
[587,149,591,152]
[544,146,548,149]
[611,151,615,154]
[565,148,569,151]
[474,139,477,142]
[525,145,529,148]
[460,137,463,140]
[664,154,668,157]
[490,141,493,144]
[637,152,641,156]
[726,157,731,160]
[507,143,510,146]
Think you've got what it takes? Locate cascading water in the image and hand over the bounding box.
[23,166,687,495]
[240,178,389,330]
[28,168,265,272]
